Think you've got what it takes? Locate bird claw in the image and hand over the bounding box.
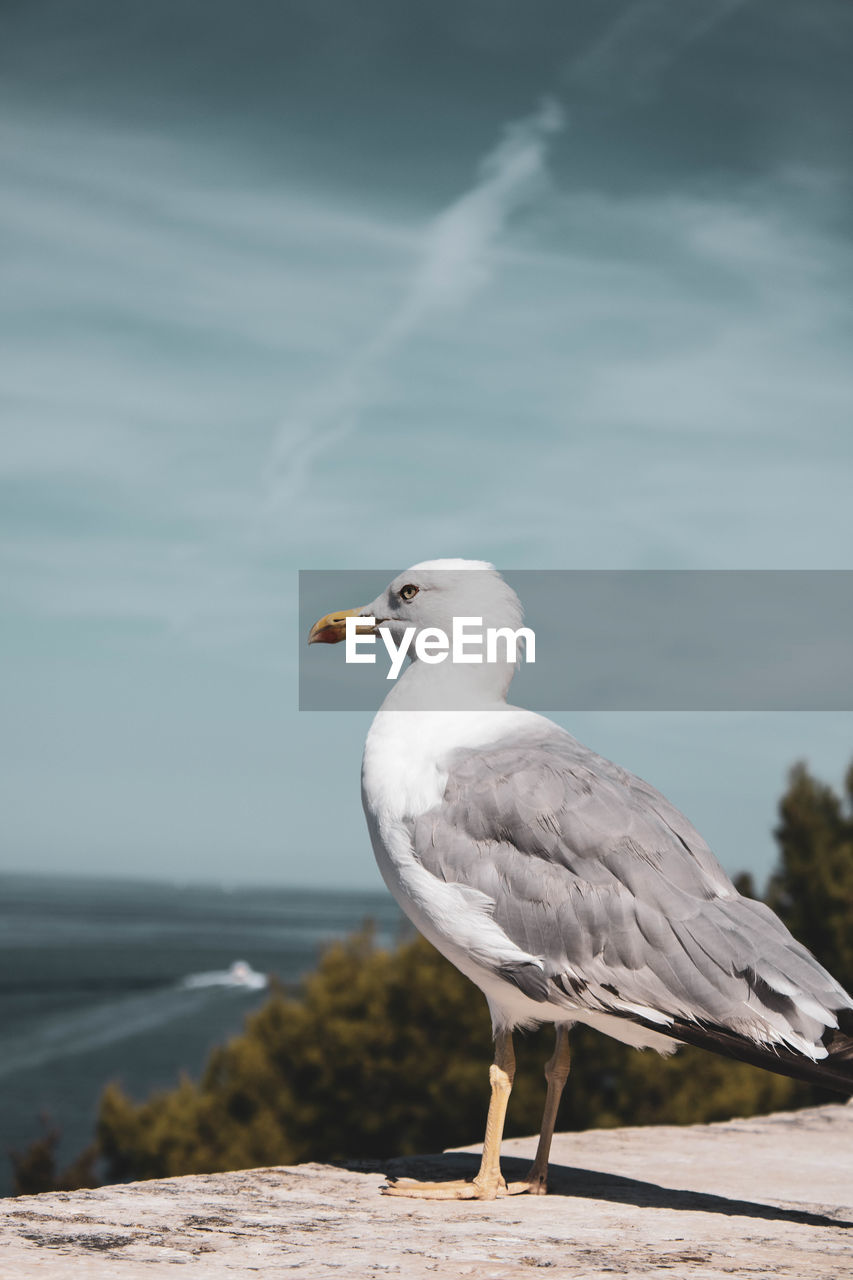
[381,1175,535,1200]
[518,1176,548,1195]
[381,1178,481,1200]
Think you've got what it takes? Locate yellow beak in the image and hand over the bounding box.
[307,607,373,645]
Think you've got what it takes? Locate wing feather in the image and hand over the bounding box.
[407,724,853,1062]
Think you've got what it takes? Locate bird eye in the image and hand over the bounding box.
[399,583,419,602]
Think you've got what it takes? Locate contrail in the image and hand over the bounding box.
[564,0,750,96]
[388,99,564,340]
[263,1,750,516]
[265,99,564,512]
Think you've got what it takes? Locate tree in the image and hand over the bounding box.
[9,1119,98,1196]
[767,762,853,992]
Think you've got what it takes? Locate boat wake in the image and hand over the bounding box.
[0,963,268,1080]
[180,960,268,991]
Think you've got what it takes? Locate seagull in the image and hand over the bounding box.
[308,560,853,1200]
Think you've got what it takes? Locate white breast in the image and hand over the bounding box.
[360,706,549,1005]
[360,704,676,1048]
[361,704,539,826]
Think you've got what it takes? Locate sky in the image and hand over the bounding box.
[2,0,852,890]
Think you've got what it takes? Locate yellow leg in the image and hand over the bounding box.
[512,1024,571,1195]
[382,1029,527,1201]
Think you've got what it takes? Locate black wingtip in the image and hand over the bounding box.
[625,1012,853,1095]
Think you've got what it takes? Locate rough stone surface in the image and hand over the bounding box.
[2,1104,852,1278]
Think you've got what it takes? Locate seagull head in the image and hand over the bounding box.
[308,560,528,705]
[308,559,524,649]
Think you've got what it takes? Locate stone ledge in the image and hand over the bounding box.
[2,1103,852,1278]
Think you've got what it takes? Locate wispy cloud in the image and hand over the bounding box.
[264,98,565,512]
[564,0,750,96]
[391,99,564,330]
[263,1,753,519]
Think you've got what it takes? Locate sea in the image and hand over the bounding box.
[0,873,406,1196]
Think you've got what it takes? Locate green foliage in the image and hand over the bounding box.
[10,1120,99,1196]
[12,758,853,1190]
[767,762,853,992]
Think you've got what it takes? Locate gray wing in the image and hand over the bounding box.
[409,725,852,1054]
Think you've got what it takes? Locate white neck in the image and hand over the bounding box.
[379,654,515,712]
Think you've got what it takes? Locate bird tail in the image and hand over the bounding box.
[636,1009,853,1094]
